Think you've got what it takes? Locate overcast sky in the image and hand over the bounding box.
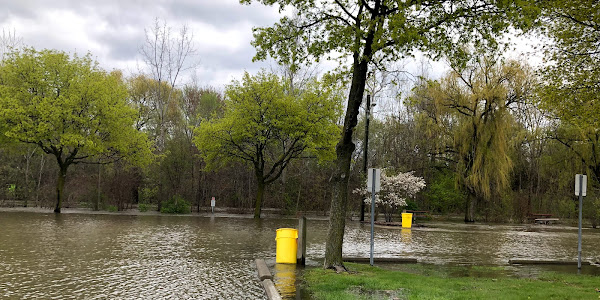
[0,0,288,88]
[1,0,540,92]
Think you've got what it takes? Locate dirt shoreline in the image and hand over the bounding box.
[0,206,331,221]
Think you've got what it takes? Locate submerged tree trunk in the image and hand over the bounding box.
[254,175,266,219]
[35,153,45,207]
[464,192,476,222]
[54,165,68,213]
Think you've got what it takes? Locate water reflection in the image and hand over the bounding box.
[400,229,412,244]
[1,212,599,299]
[274,263,296,298]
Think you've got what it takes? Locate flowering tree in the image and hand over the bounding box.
[354,170,426,222]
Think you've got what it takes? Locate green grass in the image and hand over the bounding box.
[304,263,600,300]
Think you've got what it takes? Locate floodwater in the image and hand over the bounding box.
[0,212,599,299]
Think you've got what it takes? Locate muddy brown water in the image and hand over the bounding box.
[0,212,598,299]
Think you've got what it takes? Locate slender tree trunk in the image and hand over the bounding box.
[254,176,266,219]
[36,153,45,207]
[94,164,101,211]
[24,151,30,207]
[54,165,68,213]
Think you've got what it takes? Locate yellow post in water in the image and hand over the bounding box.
[401,213,413,228]
[276,228,298,264]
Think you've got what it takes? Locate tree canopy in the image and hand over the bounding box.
[194,71,342,218]
[0,48,152,212]
[244,0,540,270]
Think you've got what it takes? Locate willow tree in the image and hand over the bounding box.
[242,0,539,270]
[194,71,341,218]
[410,58,533,222]
[0,48,152,213]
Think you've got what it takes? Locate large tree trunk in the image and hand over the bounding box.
[323,57,369,270]
[254,173,266,219]
[54,165,68,213]
[324,143,354,270]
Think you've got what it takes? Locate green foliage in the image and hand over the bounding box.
[139,186,158,204]
[0,48,153,212]
[425,171,465,214]
[160,195,190,214]
[409,58,532,220]
[138,203,149,212]
[0,48,153,166]
[538,1,600,129]
[194,71,341,217]
[195,71,341,170]
[106,205,118,212]
[244,0,539,71]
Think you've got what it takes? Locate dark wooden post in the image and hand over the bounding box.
[297,216,306,265]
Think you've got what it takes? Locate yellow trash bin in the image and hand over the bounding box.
[402,213,413,228]
[276,228,298,264]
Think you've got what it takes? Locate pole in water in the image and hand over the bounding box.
[211,196,216,214]
[370,168,376,266]
[578,174,583,270]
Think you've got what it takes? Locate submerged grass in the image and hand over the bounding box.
[304,263,600,300]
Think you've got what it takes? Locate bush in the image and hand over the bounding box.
[138,203,149,212]
[106,205,118,212]
[424,171,465,214]
[160,195,191,214]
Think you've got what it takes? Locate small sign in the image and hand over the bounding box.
[575,174,587,196]
[211,197,216,207]
[367,168,381,193]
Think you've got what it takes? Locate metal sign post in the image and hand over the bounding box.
[368,168,380,266]
[211,197,216,214]
[575,174,586,270]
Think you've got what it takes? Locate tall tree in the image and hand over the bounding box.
[139,18,196,151]
[539,1,600,181]
[243,0,539,270]
[194,71,341,218]
[538,1,600,224]
[409,58,533,222]
[0,48,152,213]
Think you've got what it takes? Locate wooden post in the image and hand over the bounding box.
[297,216,306,265]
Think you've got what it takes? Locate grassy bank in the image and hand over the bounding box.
[304,263,600,299]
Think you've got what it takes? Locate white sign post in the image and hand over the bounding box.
[368,168,381,266]
[575,174,586,270]
[211,197,216,214]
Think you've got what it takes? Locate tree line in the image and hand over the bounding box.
[0,1,599,270]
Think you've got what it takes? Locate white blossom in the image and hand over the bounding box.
[354,170,426,221]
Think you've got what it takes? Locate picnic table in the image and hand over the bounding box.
[528,213,558,224]
[531,213,553,218]
[405,210,430,221]
[535,218,559,225]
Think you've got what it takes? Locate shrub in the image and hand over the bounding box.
[138,203,149,212]
[106,205,118,212]
[160,195,191,214]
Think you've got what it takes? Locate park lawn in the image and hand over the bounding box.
[304,263,600,300]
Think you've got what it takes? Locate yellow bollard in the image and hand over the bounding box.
[276,228,298,264]
[401,213,413,228]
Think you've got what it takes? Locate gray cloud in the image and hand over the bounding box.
[0,0,282,86]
